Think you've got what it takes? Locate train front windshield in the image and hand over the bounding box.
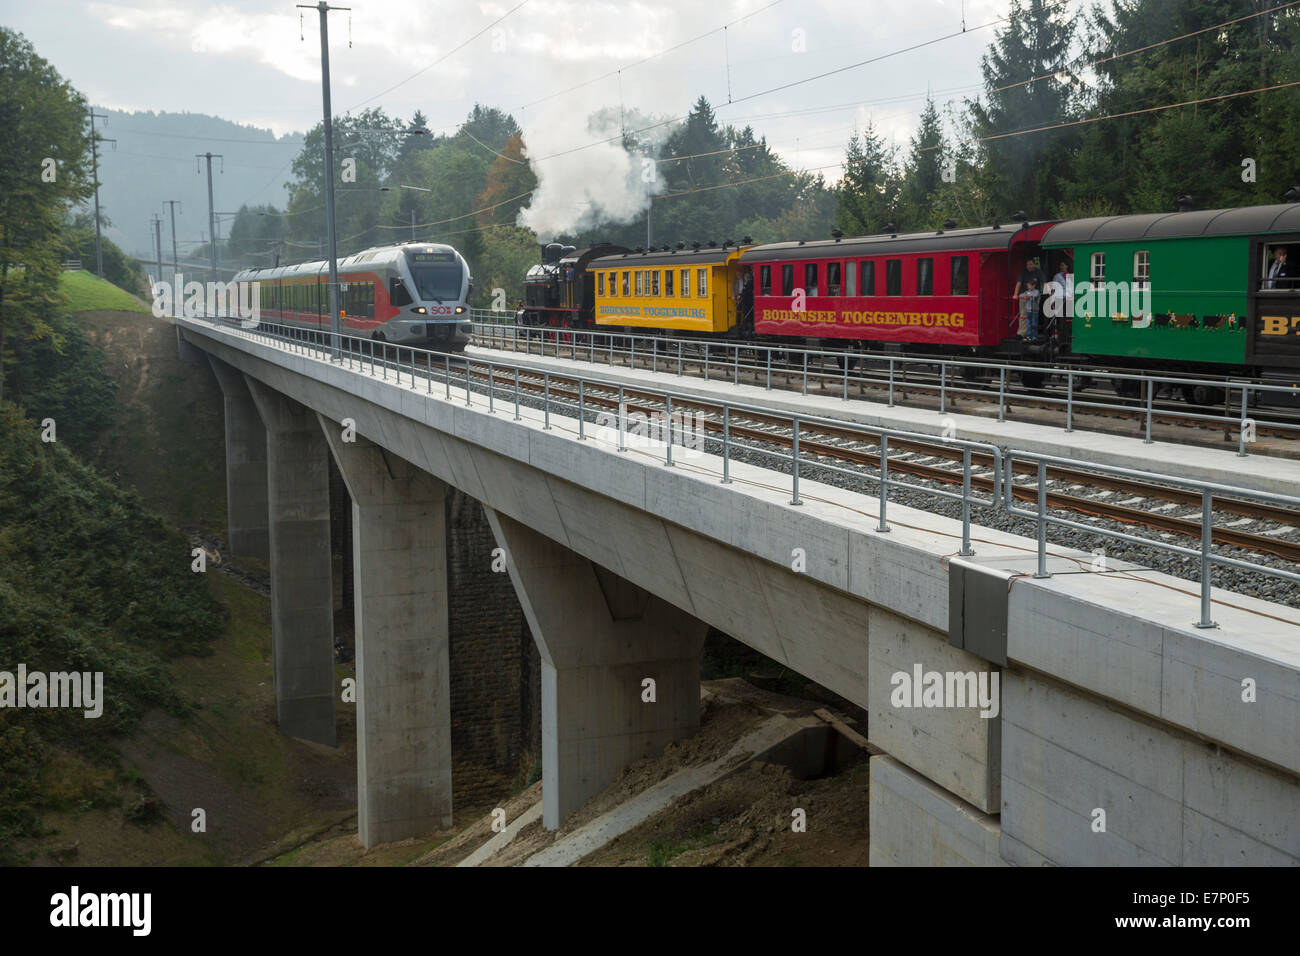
[408,251,463,303]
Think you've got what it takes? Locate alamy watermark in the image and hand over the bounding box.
[593,403,708,457]
[0,665,104,718]
[890,664,1000,719]
[151,275,260,328]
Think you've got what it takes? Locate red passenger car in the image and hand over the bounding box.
[738,222,1056,351]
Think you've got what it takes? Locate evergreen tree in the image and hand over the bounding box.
[898,96,948,229]
[967,0,1077,217]
[835,122,897,236]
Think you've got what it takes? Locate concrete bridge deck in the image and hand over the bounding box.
[179,316,1300,865]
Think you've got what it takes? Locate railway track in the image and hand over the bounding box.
[472,325,1300,442]
[454,358,1300,566]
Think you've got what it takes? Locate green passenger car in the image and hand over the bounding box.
[1041,203,1300,372]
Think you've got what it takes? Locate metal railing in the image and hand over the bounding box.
[187,315,1300,622]
[195,314,1002,556]
[468,319,1300,457]
[1005,449,1300,628]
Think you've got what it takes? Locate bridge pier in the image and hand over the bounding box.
[244,378,336,747]
[207,357,269,560]
[484,508,708,830]
[320,418,454,847]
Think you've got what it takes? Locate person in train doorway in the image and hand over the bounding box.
[1013,255,1047,339]
[738,269,755,331]
[1026,278,1043,339]
[1046,259,1071,337]
[1265,247,1294,289]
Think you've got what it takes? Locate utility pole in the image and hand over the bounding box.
[87,110,115,279]
[162,200,181,282]
[152,215,163,285]
[299,1,351,359]
[646,188,653,248]
[196,152,223,284]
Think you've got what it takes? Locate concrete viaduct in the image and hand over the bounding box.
[179,316,1300,865]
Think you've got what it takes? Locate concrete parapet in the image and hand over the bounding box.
[1001,669,1300,866]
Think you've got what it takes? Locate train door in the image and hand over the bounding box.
[1248,234,1300,368]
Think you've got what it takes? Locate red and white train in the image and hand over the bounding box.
[233,242,475,350]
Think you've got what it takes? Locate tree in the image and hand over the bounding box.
[966,0,1077,217]
[836,122,898,236]
[0,28,95,402]
[898,97,947,229]
[475,133,537,228]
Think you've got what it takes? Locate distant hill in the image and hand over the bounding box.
[90,109,305,264]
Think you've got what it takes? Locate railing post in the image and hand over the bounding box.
[887,358,895,407]
[665,395,674,467]
[1144,378,1154,444]
[997,366,1006,422]
[1034,461,1051,578]
[465,357,472,406]
[1238,385,1250,458]
[445,353,451,399]
[1197,488,1216,628]
[939,363,946,414]
[1065,371,1074,433]
[960,447,974,556]
[877,435,889,532]
[652,338,657,374]
[514,367,521,421]
[733,345,739,386]
[544,373,551,430]
[722,405,731,484]
[578,379,584,440]
[766,349,772,390]
[677,340,683,376]
[790,418,802,505]
[617,385,626,452]
[705,346,710,381]
[842,355,849,401]
[802,351,808,396]
[488,364,494,413]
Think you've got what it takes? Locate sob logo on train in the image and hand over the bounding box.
[427,306,455,315]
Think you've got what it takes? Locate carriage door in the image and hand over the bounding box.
[1247,235,1300,368]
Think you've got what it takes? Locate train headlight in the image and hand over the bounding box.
[455,306,466,314]
[413,307,427,314]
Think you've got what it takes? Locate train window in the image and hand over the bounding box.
[697,268,707,297]
[781,264,794,296]
[886,260,902,296]
[950,256,969,296]
[760,265,772,296]
[598,272,605,296]
[1262,244,1297,289]
[804,263,819,296]
[1090,252,1106,288]
[846,262,857,296]
[861,261,876,295]
[651,270,660,296]
[680,269,690,297]
[1133,251,1150,290]
[827,262,842,296]
[916,258,934,296]
[665,269,674,296]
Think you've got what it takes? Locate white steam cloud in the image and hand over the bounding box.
[518,104,678,240]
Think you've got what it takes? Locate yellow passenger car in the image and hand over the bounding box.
[590,243,749,334]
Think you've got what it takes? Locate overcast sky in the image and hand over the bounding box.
[6,0,1059,181]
